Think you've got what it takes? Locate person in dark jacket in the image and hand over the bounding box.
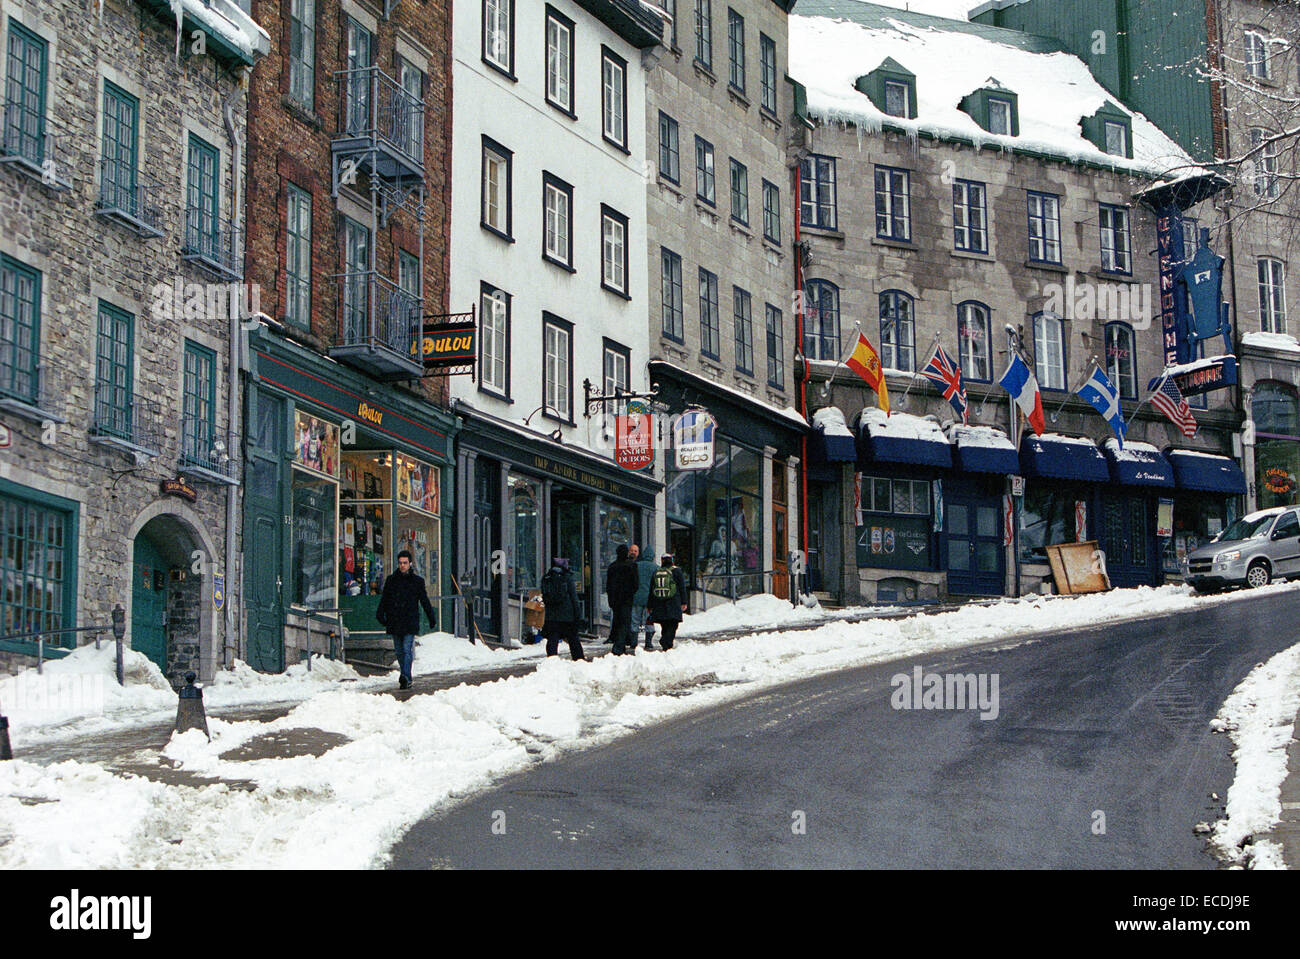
[647,554,689,650]
[376,549,437,689]
[541,557,587,661]
[605,543,639,655]
[630,544,657,651]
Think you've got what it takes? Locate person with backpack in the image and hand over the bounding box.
[630,544,657,651]
[647,554,689,651]
[541,557,587,661]
[605,543,639,655]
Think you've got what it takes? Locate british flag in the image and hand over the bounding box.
[1150,373,1198,437]
[921,344,969,424]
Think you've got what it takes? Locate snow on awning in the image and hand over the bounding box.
[811,407,858,463]
[859,408,952,468]
[947,424,1019,474]
[1166,449,1246,495]
[1102,439,1174,488]
[1019,433,1109,483]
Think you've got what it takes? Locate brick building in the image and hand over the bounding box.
[0,0,268,683]
[241,0,458,671]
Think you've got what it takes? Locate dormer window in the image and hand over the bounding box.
[1104,120,1128,157]
[959,83,1018,136]
[884,79,910,118]
[1082,102,1132,159]
[988,97,1012,135]
[855,58,917,120]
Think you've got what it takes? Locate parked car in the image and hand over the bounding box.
[1182,507,1295,591]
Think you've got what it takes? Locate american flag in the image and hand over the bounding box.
[920,344,969,424]
[1150,374,1198,437]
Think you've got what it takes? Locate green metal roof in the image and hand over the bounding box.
[794,0,1063,53]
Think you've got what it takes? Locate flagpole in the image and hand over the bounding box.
[898,331,941,410]
[1126,368,1170,430]
[818,320,863,403]
[1048,354,1102,424]
[1005,325,1021,597]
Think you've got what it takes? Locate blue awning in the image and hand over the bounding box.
[811,423,858,464]
[1019,435,1110,482]
[1102,443,1175,488]
[858,415,952,468]
[950,426,1020,474]
[1166,449,1247,494]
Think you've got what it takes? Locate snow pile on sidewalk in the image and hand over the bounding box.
[4,581,1299,869]
[411,631,546,672]
[1205,643,1300,869]
[677,593,861,637]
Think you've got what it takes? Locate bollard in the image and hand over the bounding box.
[0,714,11,761]
[174,672,210,741]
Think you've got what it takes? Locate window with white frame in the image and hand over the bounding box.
[659,112,680,183]
[883,80,910,118]
[601,205,628,296]
[988,97,1012,135]
[1100,203,1131,274]
[483,0,513,74]
[1250,128,1280,198]
[879,291,915,372]
[762,179,780,244]
[729,158,748,225]
[1104,120,1128,157]
[803,280,840,361]
[545,7,574,114]
[759,33,777,113]
[727,9,745,92]
[1105,322,1136,400]
[695,136,716,204]
[1245,29,1269,79]
[544,314,572,421]
[480,284,509,396]
[953,180,987,253]
[1259,257,1287,333]
[542,173,573,269]
[602,340,629,435]
[286,184,312,328]
[1027,191,1061,263]
[874,166,910,241]
[958,301,992,382]
[695,0,712,69]
[481,137,512,238]
[289,0,316,109]
[800,155,836,229]
[601,48,627,149]
[662,247,684,341]
[1033,312,1066,390]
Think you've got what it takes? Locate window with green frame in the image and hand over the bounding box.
[182,340,216,466]
[94,301,133,439]
[100,80,138,213]
[4,18,49,167]
[0,254,40,404]
[186,133,220,258]
[0,480,77,652]
[286,183,312,328]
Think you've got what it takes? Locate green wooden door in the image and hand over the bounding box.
[131,535,168,671]
[244,387,286,673]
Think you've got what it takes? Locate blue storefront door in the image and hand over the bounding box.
[1097,493,1158,588]
[946,494,1004,596]
[131,535,168,672]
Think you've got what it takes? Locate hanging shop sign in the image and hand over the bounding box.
[616,400,655,471]
[673,410,716,470]
[1166,356,1238,398]
[214,574,225,612]
[420,322,477,371]
[160,477,198,502]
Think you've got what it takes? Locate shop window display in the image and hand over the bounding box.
[1019,484,1088,564]
[291,410,340,610]
[508,474,543,594]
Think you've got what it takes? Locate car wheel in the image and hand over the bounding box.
[1245,560,1272,589]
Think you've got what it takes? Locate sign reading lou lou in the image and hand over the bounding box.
[616,400,654,470]
[420,323,476,370]
[673,410,716,470]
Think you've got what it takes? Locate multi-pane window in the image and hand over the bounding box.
[766,303,784,389]
[186,134,220,259]
[1105,322,1137,400]
[94,301,133,439]
[396,57,424,160]
[542,173,573,269]
[0,255,40,404]
[483,0,513,74]
[734,286,753,374]
[727,9,745,92]
[803,280,840,361]
[958,301,992,382]
[100,81,139,215]
[601,48,627,150]
[1033,312,1066,390]
[1104,120,1128,157]
[874,166,910,241]
[988,97,1012,135]
[286,184,312,328]
[699,268,720,359]
[342,216,371,338]
[883,80,910,118]
[288,0,316,108]
[799,154,836,229]
[480,284,510,396]
[759,33,777,113]
[1027,191,1061,263]
[695,0,712,69]
[729,158,748,225]
[879,291,915,372]
[4,19,49,167]
[1181,216,1200,258]
[0,489,72,638]
[399,249,420,302]
[1245,29,1269,79]
[1250,128,1280,198]
[481,137,512,238]
[343,18,374,135]
[658,112,680,183]
[762,179,780,244]
[1099,203,1131,274]
[602,341,630,435]
[953,180,987,253]
[663,0,678,49]
[601,205,629,296]
[545,7,574,115]
[1259,257,1287,333]
[661,248,684,341]
[860,477,930,515]
[543,314,572,421]
[695,135,716,204]
[182,340,216,466]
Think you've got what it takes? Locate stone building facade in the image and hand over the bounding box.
[0,0,268,682]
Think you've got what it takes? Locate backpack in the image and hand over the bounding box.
[651,567,677,600]
[541,570,565,609]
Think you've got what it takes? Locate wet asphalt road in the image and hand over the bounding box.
[388,589,1300,869]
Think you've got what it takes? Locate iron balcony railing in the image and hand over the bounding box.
[90,382,163,456]
[335,65,425,172]
[96,157,164,238]
[330,270,423,379]
[182,208,244,281]
[181,427,241,485]
[0,355,66,424]
[0,100,70,189]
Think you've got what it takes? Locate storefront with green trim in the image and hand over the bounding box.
[243,329,458,672]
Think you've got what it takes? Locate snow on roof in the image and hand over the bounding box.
[789,5,1198,181]
[1103,438,1163,462]
[165,0,271,62]
[849,0,977,18]
[1031,432,1099,447]
[1162,354,1233,378]
[813,406,855,437]
[859,407,949,442]
[1242,332,1300,354]
[946,423,1015,449]
[1167,448,1236,461]
[650,360,809,428]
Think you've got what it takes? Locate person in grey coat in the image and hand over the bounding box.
[646,554,689,650]
[541,557,587,661]
[630,544,657,650]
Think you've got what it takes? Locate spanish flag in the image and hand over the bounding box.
[845,332,890,413]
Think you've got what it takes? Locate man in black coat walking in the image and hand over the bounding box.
[647,554,689,650]
[376,549,437,689]
[541,557,586,661]
[605,543,639,655]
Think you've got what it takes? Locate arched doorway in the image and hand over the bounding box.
[130,514,205,685]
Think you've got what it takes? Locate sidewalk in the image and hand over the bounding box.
[1264,706,1300,869]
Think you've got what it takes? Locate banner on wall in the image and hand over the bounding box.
[673,410,716,470]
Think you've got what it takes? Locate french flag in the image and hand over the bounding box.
[998,354,1046,436]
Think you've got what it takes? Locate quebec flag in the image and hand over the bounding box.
[998,354,1045,435]
[1077,365,1126,449]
